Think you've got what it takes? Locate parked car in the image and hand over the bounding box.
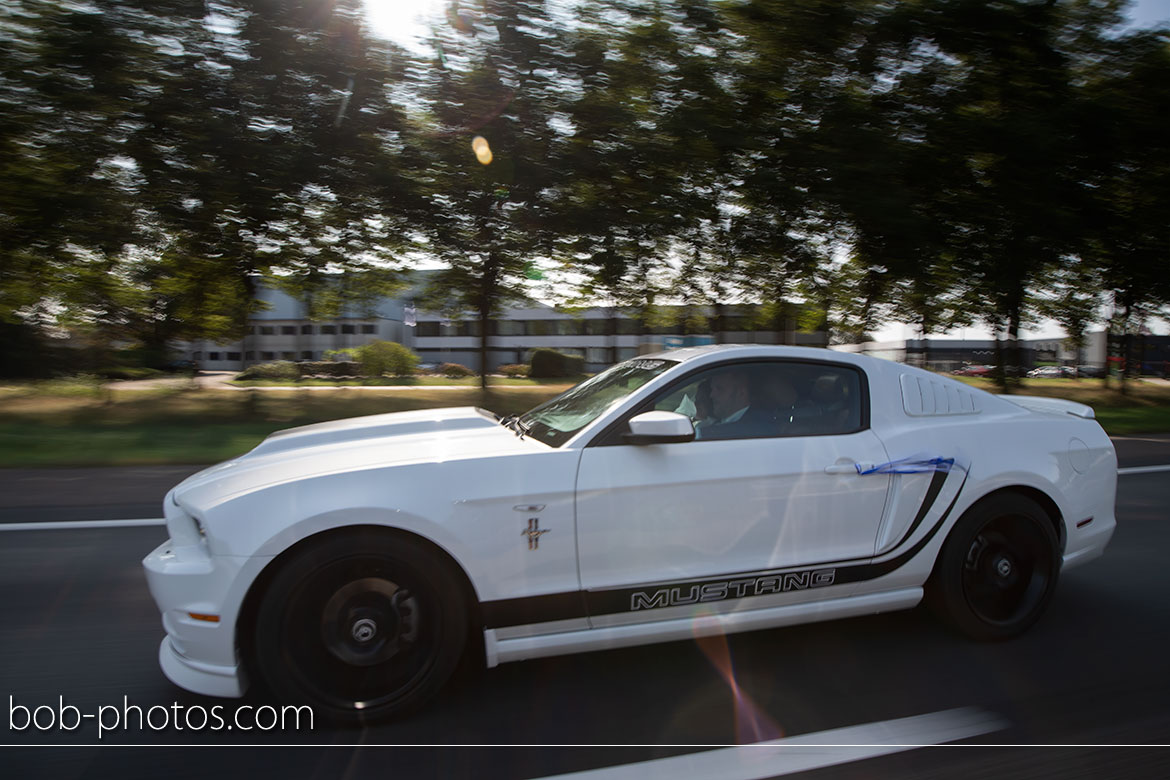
[144,345,1117,722]
[1027,366,1066,378]
[951,364,991,376]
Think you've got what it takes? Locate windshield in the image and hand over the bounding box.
[516,358,678,447]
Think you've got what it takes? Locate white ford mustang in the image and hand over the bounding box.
[143,345,1116,722]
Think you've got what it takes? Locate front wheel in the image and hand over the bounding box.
[253,531,468,724]
[929,494,1060,641]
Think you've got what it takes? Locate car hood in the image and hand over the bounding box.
[169,407,544,507]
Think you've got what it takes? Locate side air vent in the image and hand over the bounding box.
[900,374,981,417]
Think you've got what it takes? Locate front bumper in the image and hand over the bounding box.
[143,539,248,698]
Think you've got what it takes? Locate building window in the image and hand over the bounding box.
[301,324,314,335]
[226,352,240,361]
[208,352,220,360]
[415,322,440,337]
[586,347,610,363]
[341,324,356,334]
[320,325,336,335]
[281,325,296,335]
[245,351,255,360]
[585,319,610,336]
[261,351,275,361]
[193,351,202,360]
[281,351,296,360]
[361,324,376,334]
[556,320,584,336]
[260,326,275,335]
[301,351,313,360]
[493,320,527,336]
[617,319,638,335]
[247,326,257,335]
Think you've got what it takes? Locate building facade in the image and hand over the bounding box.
[176,286,828,374]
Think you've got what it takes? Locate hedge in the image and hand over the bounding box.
[439,362,475,378]
[529,349,585,378]
[237,361,301,381]
[297,361,361,378]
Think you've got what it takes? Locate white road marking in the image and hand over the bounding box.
[0,518,165,532]
[527,707,1006,780]
[1118,464,1170,475]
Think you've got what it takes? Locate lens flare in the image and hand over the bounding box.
[692,616,784,744]
[471,135,493,165]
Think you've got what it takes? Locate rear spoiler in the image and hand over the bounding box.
[1001,395,1095,420]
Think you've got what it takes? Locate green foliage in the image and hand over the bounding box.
[355,341,419,378]
[529,350,585,379]
[497,364,529,378]
[237,361,300,381]
[95,367,165,381]
[297,361,361,378]
[439,363,474,378]
[3,0,1168,371]
[323,348,360,362]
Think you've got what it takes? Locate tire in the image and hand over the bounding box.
[253,530,468,724]
[929,493,1060,641]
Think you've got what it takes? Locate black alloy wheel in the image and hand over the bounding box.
[254,531,468,723]
[930,494,1060,641]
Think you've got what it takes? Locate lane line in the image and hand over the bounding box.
[527,708,1006,780]
[0,518,165,532]
[1118,464,1170,476]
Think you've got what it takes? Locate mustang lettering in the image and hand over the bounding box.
[629,569,838,611]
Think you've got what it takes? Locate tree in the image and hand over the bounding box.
[356,340,418,377]
[414,0,570,388]
[1078,26,1170,390]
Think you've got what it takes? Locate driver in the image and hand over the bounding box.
[695,369,774,440]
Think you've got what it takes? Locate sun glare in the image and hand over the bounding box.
[363,0,449,51]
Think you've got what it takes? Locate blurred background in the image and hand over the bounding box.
[1,0,1168,392]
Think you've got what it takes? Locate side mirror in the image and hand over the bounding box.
[623,411,695,445]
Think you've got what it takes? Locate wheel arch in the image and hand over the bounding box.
[931,483,1066,581]
[982,484,1065,553]
[235,524,485,688]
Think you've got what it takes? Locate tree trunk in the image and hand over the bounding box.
[993,336,1008,391]
[608,304,618,366]
[1119,296,1131,396]
[1007,302,1022,389]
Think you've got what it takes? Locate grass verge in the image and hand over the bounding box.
[1,377,1166,467]
[0,386,567,467]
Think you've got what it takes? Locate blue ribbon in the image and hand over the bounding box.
[857,456,955,475]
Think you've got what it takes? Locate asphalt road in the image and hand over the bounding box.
[1,438,1168,777]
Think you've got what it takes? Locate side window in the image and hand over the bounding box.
[648,361,864,441]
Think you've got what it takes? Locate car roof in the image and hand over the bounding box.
[639,343,882,371]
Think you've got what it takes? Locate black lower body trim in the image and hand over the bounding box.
[480,471,968,629]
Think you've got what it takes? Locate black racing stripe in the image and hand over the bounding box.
[834,471,969,584]
[891,468,950,551]
[481,590,588,629]
[481,472,969,628]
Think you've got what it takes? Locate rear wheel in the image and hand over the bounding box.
[930,494,1060,640]
[254,531,467,723]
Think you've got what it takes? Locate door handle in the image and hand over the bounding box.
[824,461,870,475]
